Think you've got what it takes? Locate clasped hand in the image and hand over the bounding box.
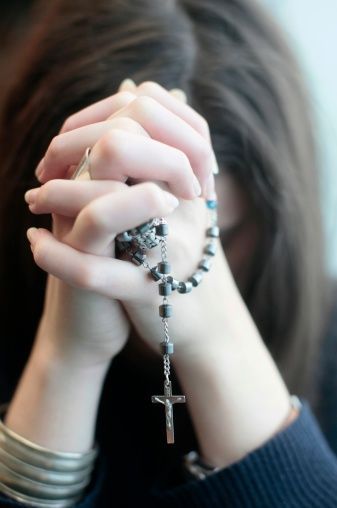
[25,80,232,367]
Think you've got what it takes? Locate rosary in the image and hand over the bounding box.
[115,188,219,444]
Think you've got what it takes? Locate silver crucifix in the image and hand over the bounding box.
[151,381,186,444]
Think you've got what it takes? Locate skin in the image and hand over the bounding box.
[4,80,298,470]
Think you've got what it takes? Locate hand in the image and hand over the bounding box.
[26,81,218,364]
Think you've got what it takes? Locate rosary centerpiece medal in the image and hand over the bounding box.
[115,193,219,444]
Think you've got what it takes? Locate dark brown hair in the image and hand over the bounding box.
[0,0,332,405]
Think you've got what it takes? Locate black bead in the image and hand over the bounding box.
[166,276,179,290]
[155,223,169,236]
[159,304,173,318]
[204,243,217,256]
[188,271,203,287]
[206,226,219,238]
[131,251,146,266]
[150,267,162,281]
[177,281,193,293]
[160,342,174,355]
[158,261,171,274]
[198,258,211,272]
[159,282,172,296]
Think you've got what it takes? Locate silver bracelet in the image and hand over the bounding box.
[0,403,98,507]
[183,395,302,480]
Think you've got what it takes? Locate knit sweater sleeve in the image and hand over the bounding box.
[150,398,337,507]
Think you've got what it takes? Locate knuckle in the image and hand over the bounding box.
[116,90,136,102]
[99,129,127,163]
[137,81,160,95]
[132,95,156,116]
[81,205,104,231]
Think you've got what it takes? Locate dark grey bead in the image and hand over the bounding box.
[137,221,153,234]
[188,271,203,287]
[198,258,212,272]
[166,276,179,290]
[177,281,193,293]
[206,226,220,238]
[156,223,169,236]
[158,261,171,274]
[116,231,133,242]
[159,282,172,296]
[204,243,217,256]
[160,342,174,355]
[131,251,146,266]
[150,267,162,281]
[159,304,173,318]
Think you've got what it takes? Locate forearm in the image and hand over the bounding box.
[4,319,110,453]
[173,289,292,469]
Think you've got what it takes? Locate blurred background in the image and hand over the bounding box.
[1,0,336,274]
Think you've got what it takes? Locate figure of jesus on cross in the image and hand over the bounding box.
[151,381,186,444]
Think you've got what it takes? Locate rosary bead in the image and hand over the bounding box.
[159,304,173,318]
[156,223,169,236]
[158,261,171,274]
[116,231,133,242]
[198,258,212,272]
[166,276,179,290]
[204,243,217,256]
[206,226,220,238]
[137,220,153,235]
[160,341,174,355]
[206,199,218,209]
[131,250,146,266]
[150,267,162,281]
[177,281,193,293]
[188,271,203,287]
[159,282,172,296]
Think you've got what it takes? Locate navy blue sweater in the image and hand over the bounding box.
[1,301,337,508]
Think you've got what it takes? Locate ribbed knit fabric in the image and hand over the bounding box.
[151,399,337,507]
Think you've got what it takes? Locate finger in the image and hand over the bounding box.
[25,179,126,216]
[36,117,149,182]
[64,182,179,255]
[89,129,201,198]
[26,227,150,301]
[109,96,214,192]
[134,81,210,142]
[59,91,137,133]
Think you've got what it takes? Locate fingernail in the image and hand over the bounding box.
[26,227,39,244]
[118,78,137,92]
[204,173,217,200]
[162,191,179,209]
[24,188,39,204]
[192,174,202,197]
[170,88,187,103]
[211,151,219,174]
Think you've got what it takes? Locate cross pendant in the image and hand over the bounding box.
[151,381,186,444]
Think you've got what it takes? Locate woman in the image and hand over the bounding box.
[0,0,337,506]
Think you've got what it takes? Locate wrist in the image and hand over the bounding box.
[5,334,110,453]
[172,335,291,468]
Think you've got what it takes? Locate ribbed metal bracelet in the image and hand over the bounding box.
[0,404,98,471]
[0,404,97,506]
